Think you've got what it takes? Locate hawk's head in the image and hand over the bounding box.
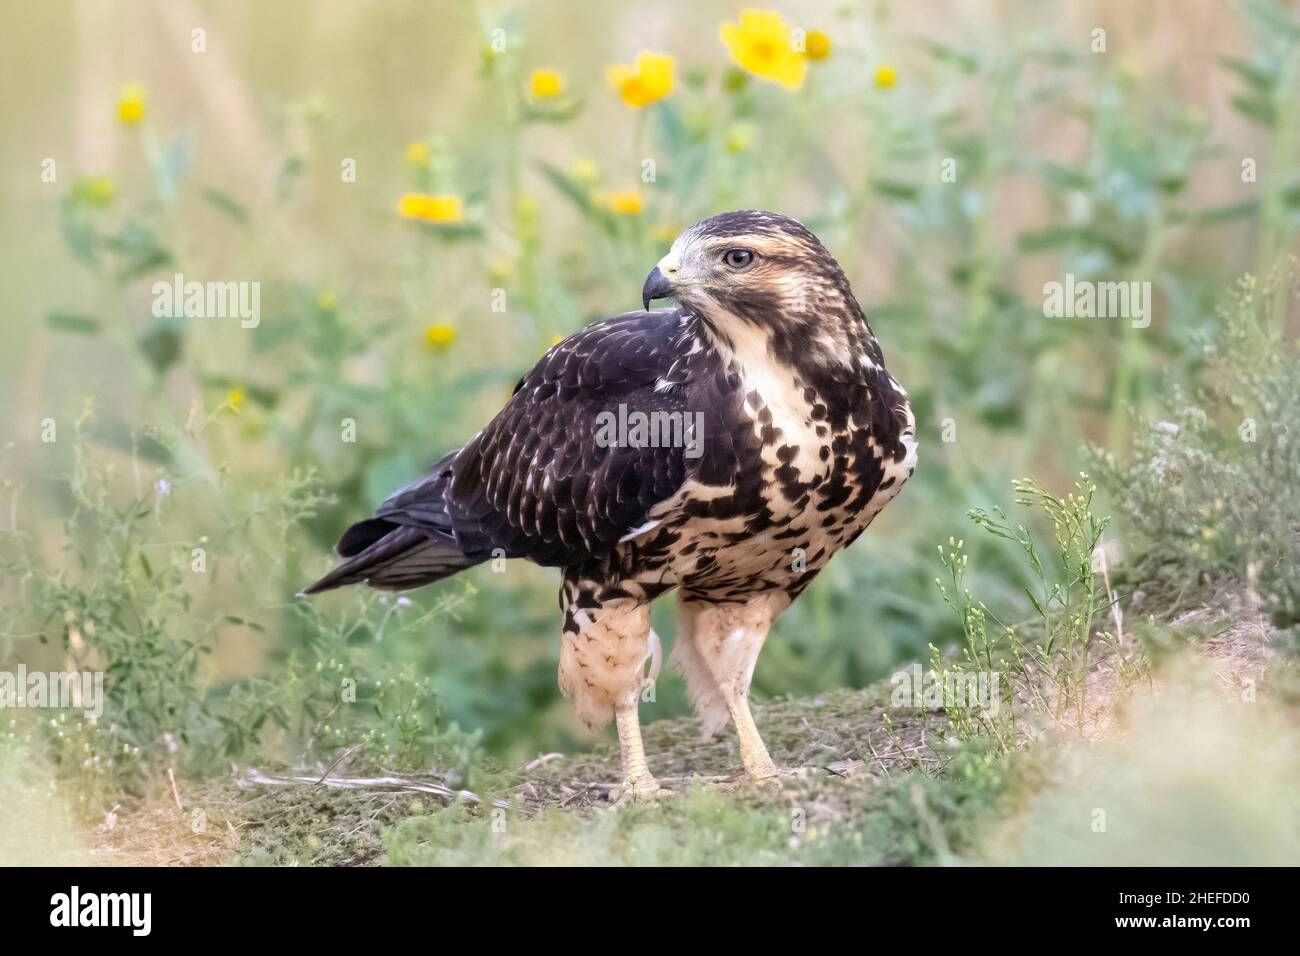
[643,210,876,370]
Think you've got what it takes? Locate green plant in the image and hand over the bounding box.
[0,409,481,818]
[1088,271,1300,631]
[930,473,1133,748]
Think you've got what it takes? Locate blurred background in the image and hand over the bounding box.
[1,0,1297,819]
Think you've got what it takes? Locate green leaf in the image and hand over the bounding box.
[923,40,979,73]
[653,101,695,154]
[1023,587,1047,619]
[201,188,249,223]
[59,201,100,265]
[1219,55,1275,92]
[137,316,184,375]
[535,160,596,213]
[417,221,485,241]
[249,312,301,353]
[1185,200,1260,224]
[118,247,172,281]
[1240,0,1300,40]
[520,100,584,124]
[103,220,173,281]
[1016,226,1077,251]
[277,156,304,202]
[871,179,921,201]
[45,311,101,334]
[1039,162,1092,190]
[535,161,616,232]
[1017,225,1135,263]
[1229,93,1275,127]
[91,419,174,465]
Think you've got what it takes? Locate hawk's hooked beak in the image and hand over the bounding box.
[642,266,676,311]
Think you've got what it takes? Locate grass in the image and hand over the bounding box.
[56,606,1293,867]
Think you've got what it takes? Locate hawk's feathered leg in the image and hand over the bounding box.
[557,574,663,799]
[673,594,789,779]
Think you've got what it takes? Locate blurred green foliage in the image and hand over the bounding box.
[1089,271,1300,630]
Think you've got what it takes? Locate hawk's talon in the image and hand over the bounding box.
[613,776,668,805]
[751,766,809,783]
[709,766,809,792]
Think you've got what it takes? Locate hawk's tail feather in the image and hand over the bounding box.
[337,516,401,557]
[300,523,481,595]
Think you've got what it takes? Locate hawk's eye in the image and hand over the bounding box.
[723,248,755,269]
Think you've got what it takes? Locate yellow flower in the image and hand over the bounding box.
[424,323,456,350]
[720,10,806,90]
[603,189,645,215]
[405,141,430,166]
[529,68,564,99]
[117,83,145,125]
[874,65,897,89]
[316,291,338,312]
[606,52,675,108]
[397,193,463,223]
[226,387,246,410]
[549,334,565,347]
[804,30,831,61]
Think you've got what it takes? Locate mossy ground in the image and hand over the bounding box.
[81,682,1006,866]
[72,598,1297,868]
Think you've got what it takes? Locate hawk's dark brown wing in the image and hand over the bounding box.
[303,308,738,593]
[443,308,712,565]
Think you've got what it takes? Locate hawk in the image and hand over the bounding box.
[304,211,917,799]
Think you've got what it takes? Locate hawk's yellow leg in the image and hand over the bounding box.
[727,694,781,780]
[614,700,663,802]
